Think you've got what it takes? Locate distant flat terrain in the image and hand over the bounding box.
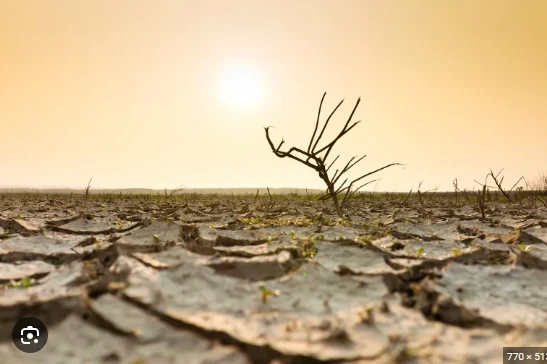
[0,187,324,195]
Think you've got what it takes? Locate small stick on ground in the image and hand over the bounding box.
[403,188,413,206]
[477,185,486,219]
[263,187,275,212]
[488,169,512,202]
[473,174,491,219]
[488,169,525,203]
[453,181,472,204]
[254,189,260,205]
[416,182,424,207]
[427,185,439,204]
[84,178,92,201]
[508,176,525,200]
[453,178,459,206]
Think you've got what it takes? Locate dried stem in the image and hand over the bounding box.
[84,178,92,201]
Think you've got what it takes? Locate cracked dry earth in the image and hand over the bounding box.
[1,195,547,363]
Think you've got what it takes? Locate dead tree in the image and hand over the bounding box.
[264,92,401,218]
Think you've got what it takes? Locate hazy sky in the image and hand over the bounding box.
[1,1,546,192]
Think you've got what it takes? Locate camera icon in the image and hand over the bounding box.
[12,317,48,353]
[20,326,40,345]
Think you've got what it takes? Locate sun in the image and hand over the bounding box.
[218,65,263,109]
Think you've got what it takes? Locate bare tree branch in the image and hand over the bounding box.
[311,99,345,153]
[340,179,378,209]
[509,176,525,193]
[488,169,512,201]
[308,92,326,154]
[326,154,340,172]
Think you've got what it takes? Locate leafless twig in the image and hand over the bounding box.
[403,188,413,206]
[84,178,92,201]
[473,174,490,219]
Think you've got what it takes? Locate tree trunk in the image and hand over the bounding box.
[328,185,343,218]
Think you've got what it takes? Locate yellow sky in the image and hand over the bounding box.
[1,1,546,191]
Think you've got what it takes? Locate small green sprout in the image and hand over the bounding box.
[404,347,421,358]
[152,234,161,243]
[358,303,376,323]
[355,235,372,244]
[301,242,317,258]
[209,223,228,229]
[452,247,461,256]
[333,218,352,227]
[129,359,147,364]
[259,284,280,303]
[518,242,532,252]
[9,277,32,288]
[94,239,104,249]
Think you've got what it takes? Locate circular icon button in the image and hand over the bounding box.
[12,317,48,353]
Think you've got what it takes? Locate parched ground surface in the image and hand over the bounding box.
[0,194,547,363]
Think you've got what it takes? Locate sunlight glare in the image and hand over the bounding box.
[218,65,263,109]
